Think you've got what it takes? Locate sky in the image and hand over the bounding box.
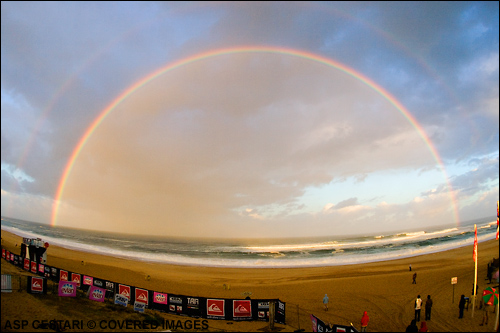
[1,1,498,239]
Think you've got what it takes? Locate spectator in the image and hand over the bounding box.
[425,295,433,320]
[415,295,422,322]
[360,311,369,332]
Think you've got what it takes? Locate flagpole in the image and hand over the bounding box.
[472,224,477,318]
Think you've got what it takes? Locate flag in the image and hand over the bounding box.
[473,224,477,262]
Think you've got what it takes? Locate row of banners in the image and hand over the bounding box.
[2,248,286,323]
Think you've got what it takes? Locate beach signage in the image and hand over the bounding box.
[24,258,30,271]
[118,284,131,300]
[88,285,106,302]
[207,299,225,319]
[83,275,93,286]
[29,277,45,294]
[134,301,146,313]
[257,301,270,320]
[153,292,168,304]
[59,269,68,281]
[114,293,129,307]
[451,277,457,284]
[58,281,77,297]
[71,273,81,287]
[105,281,115,290]
[135,288,149,305]
[233,300,252,319]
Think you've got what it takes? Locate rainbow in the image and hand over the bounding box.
[50,45,460,227]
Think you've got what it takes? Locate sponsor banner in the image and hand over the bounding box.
[10,253,14,262]
[256,301,270,321]
[24,258,30,271]
[134,301,146,313]
[83,275,93,286]
[166,295,185,315]
[38,263,45,274]
[89,285,106,302]
[93,278,104,288]
[135,288,149,305]
[154,292,168,305]
[58,281,77,297]
[71,273,81,287]
[28,276,46,294]
[14,255,19,266]
[1,249,5,258]
[59,269,68,281]
[6,251,10,261]
[186,297,203,318]
[150,291,169,313]
[118,284,131,300]
[51,267,58,281]
[207,299,225,320]
[114,294,129,307]
[105,281,115,291]
[275,300,286,325]
[44,265,51,278]
[233,300,252,320]
[31,261,37,273]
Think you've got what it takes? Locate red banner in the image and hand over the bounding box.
[233,300,252,318]
[118,284,131,300]
[135,288,148,304]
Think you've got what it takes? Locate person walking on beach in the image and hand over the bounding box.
[425,295,433,320]
[323,294,329,311]
[409,264,412,271]
[414,295,422,322]
[360,311,369,332]
[458,294,466,319]
[412,272,417,284]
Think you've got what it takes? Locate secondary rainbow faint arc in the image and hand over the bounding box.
[50,45,460,227]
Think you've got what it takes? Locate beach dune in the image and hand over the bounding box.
[1,230,498,332]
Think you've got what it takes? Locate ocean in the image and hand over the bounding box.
[1,216,497,268]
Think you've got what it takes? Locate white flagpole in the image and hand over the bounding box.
[472,224,477,318]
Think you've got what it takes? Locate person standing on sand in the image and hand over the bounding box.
[409,264,412,271]
[360,311,369,332]
[323,294,329,311]
[415,295,422,322]
[425,295,433,320]
[458,294,465,319]
[412,272,417,284]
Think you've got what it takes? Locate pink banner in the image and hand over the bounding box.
[153,292,168,305]
[88,285,106,302]
[58,281,77,297]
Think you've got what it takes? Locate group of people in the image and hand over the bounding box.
[406,294,432,332]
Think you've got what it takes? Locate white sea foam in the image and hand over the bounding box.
[1,224,496,268]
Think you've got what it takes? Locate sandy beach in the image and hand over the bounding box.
[1,230,498,332]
